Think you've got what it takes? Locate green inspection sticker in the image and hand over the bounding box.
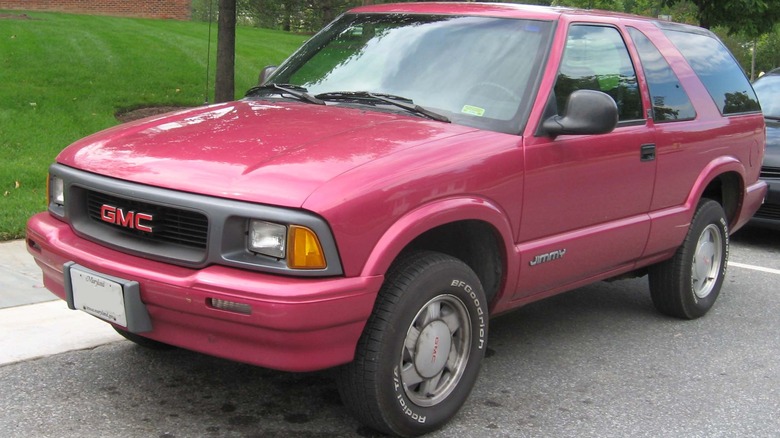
[461,105,485,117]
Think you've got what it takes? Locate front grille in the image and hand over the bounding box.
[761,166,780,179]
[754,203,780,221]
[86,191,209,249]
[52,163,342,275]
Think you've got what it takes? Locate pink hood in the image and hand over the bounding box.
[57,100,476,207]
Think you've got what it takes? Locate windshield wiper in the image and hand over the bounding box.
[315,91,450,123]
[245,83,325,105]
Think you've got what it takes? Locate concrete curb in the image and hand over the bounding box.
[0,300,123,365]
[0,239,55,309]
[0,240,123,365]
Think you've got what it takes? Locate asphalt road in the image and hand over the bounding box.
[1,226,778,438]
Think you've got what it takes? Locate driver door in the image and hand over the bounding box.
[515,24,656,299]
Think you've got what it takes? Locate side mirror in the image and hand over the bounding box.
[542,90,618,137]
[258,66,277,85]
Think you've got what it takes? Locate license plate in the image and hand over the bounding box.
[70,266,128,327]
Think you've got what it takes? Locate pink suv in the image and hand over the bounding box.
[27,3,766,436]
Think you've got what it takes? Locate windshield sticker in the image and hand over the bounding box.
[461,105,485,117]
[524,24,541,33]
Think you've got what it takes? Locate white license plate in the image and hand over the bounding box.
[70,267,128,327]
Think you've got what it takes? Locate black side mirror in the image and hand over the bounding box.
[258,66,277,85]
[542,89,618,137]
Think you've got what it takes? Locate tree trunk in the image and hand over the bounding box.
[284,3,292,32]
[751,39,756,81]
[215,0,237,103]
[320,0,336,27]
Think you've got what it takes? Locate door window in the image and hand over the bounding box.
[555,25,643,122]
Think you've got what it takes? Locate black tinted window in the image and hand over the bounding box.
[752,73,780,118]
[663,28,760,115]
[628,27,695,122]
[555,25,643,122]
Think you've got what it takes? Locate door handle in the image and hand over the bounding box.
[640,144,656,162]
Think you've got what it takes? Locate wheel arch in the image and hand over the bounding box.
[687,157,746,229]
[360,197,516,308]
[701,171,742,227]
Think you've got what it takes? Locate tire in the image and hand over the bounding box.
[649,199,729,319]
[113,326,175,350]
[338,251,488,437]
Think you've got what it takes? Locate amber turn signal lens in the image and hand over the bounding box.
[287,225,327,269]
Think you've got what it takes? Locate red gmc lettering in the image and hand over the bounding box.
[100,205,153,233]
[134,213,154,233]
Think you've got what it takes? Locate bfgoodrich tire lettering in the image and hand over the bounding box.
[338,251,487,437]
[649,199,729,319]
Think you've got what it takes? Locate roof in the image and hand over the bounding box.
[348,2,657,23]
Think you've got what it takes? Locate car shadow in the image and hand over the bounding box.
[733,225,780,249]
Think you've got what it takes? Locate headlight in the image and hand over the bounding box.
[248,220,287,258]
[247,220,327,269]
[48,175,64,206]
[47,174,65,218]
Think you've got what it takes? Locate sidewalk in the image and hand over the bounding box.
[0,239,122,366]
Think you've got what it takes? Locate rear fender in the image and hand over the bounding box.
[646,156,746,255]
[686,156,745,222]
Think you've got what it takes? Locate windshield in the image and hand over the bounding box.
[265,13,554,134]
[753,74,780,119]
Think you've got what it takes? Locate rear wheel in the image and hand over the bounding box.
[338,251,488,437]
[649,199,729,319]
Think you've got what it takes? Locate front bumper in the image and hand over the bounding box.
[26,212,383,372]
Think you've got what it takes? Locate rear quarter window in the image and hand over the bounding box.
[662,27,760,115]
[627,27,696,122]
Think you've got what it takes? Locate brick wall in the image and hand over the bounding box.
[0,0,191,20]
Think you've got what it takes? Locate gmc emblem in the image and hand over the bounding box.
[100,204,154,233]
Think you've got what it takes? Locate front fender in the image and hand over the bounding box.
[360,197,518,286]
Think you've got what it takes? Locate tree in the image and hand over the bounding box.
[755,24,780,72]
[237,0,381,33]
[215,0,237,102]
[662,0,780,37]
[552,0,626,10]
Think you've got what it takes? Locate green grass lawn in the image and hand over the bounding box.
[0,11,307,240]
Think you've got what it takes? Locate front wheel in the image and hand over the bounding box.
[649,199,729,319]
[338,251,488,437]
